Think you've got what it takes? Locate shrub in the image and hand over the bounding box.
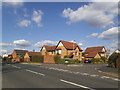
[91,58,100,64]
[108,53,120,68]
[54,55,61,64]
[6,58,12,62]
[64,55,70,58]
[58,58,77,64]
[58,58,66,64]
[76,59,80,63]
[101,57,107,63]
[32,55,44,63]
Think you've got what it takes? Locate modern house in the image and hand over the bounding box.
[55,40,83,60]
[24,52,41,62]
[12,49,28,62]
[41,45,56,55]
[41,40,83,60]
[84,46,107,60]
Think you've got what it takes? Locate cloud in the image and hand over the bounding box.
[0,50,7,53]
[23,8,29,17]
[86,33,98,38]
[62,2,118,28]
[3,0,24,8]
[34,40,58,48]
[32,10,43,27]
[108,41,120,53]
[13,39,31,47]
[98,27,119,40]
[79,43,83,46]
[18,20,31,27]
[0,43,12,47]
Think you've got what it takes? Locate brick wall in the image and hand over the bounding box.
[44,55,55,63]
[116,56,120,69]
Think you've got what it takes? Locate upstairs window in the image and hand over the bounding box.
[75,51,78,56]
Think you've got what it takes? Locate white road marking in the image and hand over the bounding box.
[67,65,83,67]
[26,69,45,76]
[101,76,110,79]
[38,65,119,81]
[73,72,80,74]
[60,79,94,90]
[11,65,21,69]
[111,78,120,81]
[90,75,99,77]
[80,73,89,76]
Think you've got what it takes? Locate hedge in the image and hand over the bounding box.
[31,55,44,63]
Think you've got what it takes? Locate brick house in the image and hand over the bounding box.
[40,40,83,60]
[41,45,56,55]
[55,40,83,60]
[24,52,41,62]
[84,46,107,60]
[12,49,28,62]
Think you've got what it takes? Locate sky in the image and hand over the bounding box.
[0,1,119,55]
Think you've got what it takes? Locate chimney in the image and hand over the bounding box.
[33,49,35,52]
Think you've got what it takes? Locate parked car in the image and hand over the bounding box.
[84,59,91,63]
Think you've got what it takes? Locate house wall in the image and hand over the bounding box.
[55,46,67,58]
[12,50,17,59]
[55,45,82,60]
[41,47,47,55]
[67,47,82,60]
[24,53,30,62]
[41,47,55,56]
[94,53,101,59]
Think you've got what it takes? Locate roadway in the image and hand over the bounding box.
[2,63,119,89]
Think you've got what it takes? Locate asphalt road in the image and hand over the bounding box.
[2,63,119,89]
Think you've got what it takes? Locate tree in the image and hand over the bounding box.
[108,52,120,68]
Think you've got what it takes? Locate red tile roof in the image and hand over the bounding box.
[85,46,105,53]
[85,51,98,58]
[60,40,82,51]
[27,52,41,56]
[56,47,61,50]
[44,45,56,51]
[14,49,28,54]
[85,46,105,58]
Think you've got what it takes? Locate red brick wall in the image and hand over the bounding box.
[116,56,120,69]
[44,55,55,63]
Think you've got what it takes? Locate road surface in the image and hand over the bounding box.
[2,63,119,89]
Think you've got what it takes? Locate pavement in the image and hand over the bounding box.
[2,63,120,89]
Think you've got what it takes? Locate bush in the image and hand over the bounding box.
[6,58,12,62]
[54,55,61,64]
[58,58,77,64]
[64,55,70,58]
[32,55,44,63]
[108,53,120,68]
[101,57,107,63]
[91,58,100,64]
